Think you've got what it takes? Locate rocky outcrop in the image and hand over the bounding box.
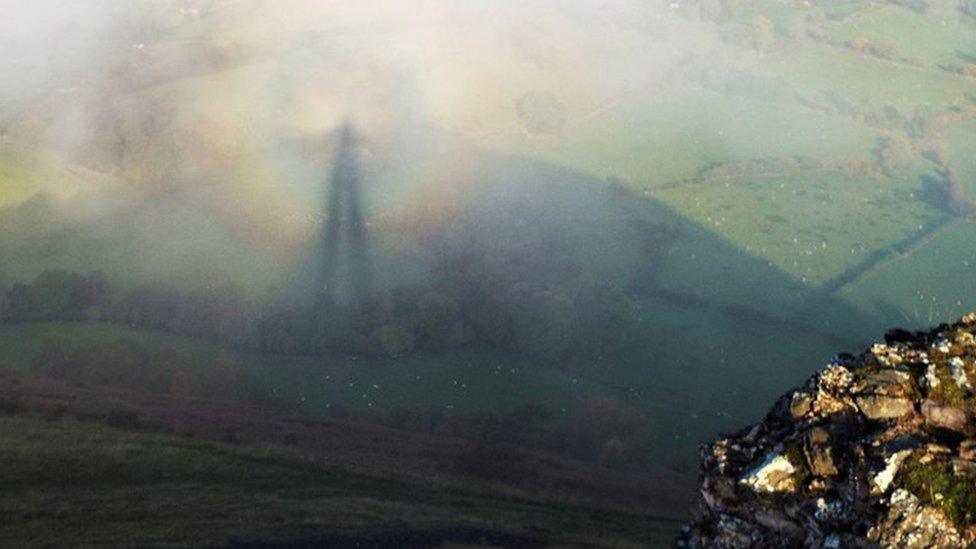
[678,314,976,548]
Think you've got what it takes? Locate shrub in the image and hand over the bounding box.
[566,396,653,467]
[889,0,928,13]
[0,397,26,416]
[964,0,976,19]
[206,355,249,401]
[875,134,914,172]
[385,404,434,432]
[750,15,775,51]
[867,38,898,59]
[29,335,77,380]
[30,337,149,390]
[0,361,21,384]
[443,410,505,441]
[417,291,467,349]
[239,385,302,412]
[899,458,976,526]
[223,425,242,444]
[848,37,869,52]
[42,402,68,420]
[453,442,532,481]
[598,437,628,467]
[372,324,415,356]
[104,410,142,430]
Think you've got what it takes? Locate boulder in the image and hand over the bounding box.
[856,395,914,420]
[804,427,838,477]
[949,357,972,391]
[959,439,976,461]
[921,399,970,434]
[739,453,796,493]
[854,369,915,397]
[952,458,976,478]
[790,391,813,419]
[853,370,917,419]
[679,315,976,548]
[869,489,962,548]
[872,450,911,494]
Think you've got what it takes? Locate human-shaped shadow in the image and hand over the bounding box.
[319,123,372,308]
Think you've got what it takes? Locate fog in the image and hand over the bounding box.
[1,0,735,182]
[2,0,975,524]
[0,0,752,290]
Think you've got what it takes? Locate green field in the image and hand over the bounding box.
[0,322,608,422]
[0,316,854,469]
[762,41,972,112]
[251,348,610,418]
[0,322,224,371]
[949,118,976,196]
[593,295,856,464]
[481,87,881,187]
[837,219,976,328]
[0,150,48,207]
[828,4,976,68]
[655,164,948,286]
[0,149,113,208]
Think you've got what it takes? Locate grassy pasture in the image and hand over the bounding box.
[836,219,976,328]
[0,322,223,371]
[762,41,972,112]
[248,348,606,419]
[0,150,40,207]
[813,0,881,21]
[948,118,976,196]
[750,0,810,33]
[591,295,856,466]
[653,164,948,286]
[0,322,609,422]
[827,4,976,68]
[0,313,851,471]
[480,87,881,187]
[0,148,115,209]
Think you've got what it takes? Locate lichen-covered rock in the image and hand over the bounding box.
[921,399,970,434]
[804,427,838,477]
[960,439,976,461]
[871,450,911,494]
[678,314,976,548]
[868,489,964,548]
[738,453,796,493]
[856,395,914,420]
[853,369,917,420]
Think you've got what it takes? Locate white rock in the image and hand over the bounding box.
[924,363,940,389]
[889,488,915,506]
[949,357,971,390]
[872,450,911,494]
[815,498,845,522]
[739,453,796,493]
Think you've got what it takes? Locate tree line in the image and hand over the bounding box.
[0,259,642,364]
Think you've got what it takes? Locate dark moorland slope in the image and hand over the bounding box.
[0,372,689,548]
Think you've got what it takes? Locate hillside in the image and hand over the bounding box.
[0,374,688,547]
[2,1,976,546]
[679,313,976,547]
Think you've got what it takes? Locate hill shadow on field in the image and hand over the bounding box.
[446,148,888,464]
